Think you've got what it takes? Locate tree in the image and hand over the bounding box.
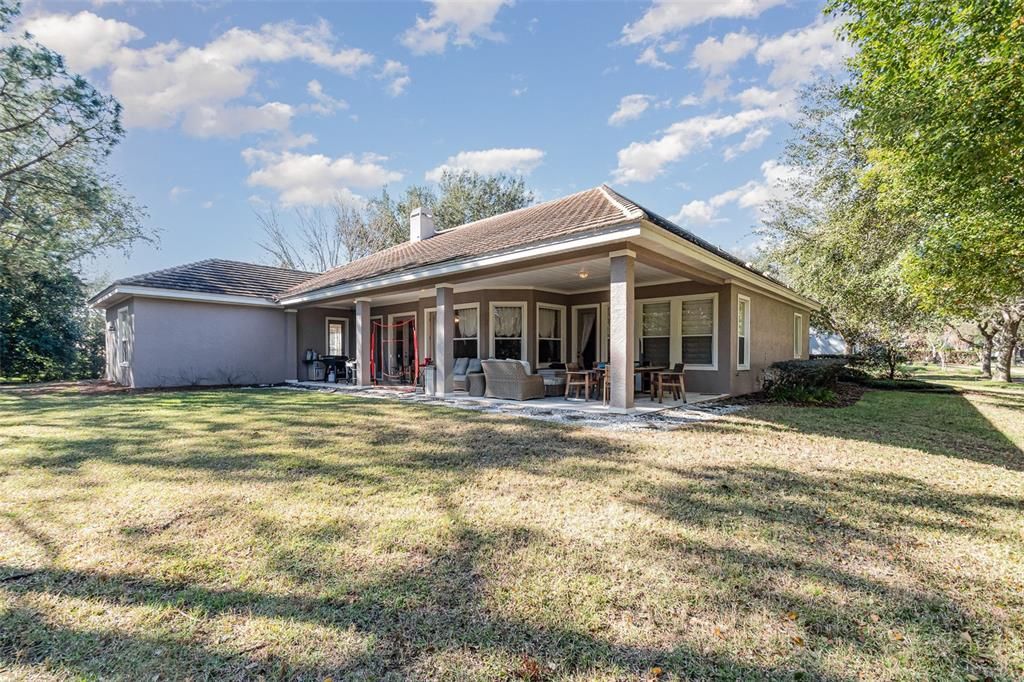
[758,84,932,379]
[830,0,1024,380]
[257,170,534,271]
[0,1,148,379]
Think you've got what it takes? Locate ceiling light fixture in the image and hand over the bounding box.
[577,265,590,280]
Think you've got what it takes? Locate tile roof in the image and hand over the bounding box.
[97,186,793,306]
[108,259,317,299]
[283,186,646,298]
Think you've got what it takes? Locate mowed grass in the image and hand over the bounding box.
[0,383,1022,681]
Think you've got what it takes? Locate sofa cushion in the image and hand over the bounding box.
[517,359,532,374]
[453,357,470,376]
[467,358,482,374]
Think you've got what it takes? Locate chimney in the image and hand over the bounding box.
[409,207,435,242]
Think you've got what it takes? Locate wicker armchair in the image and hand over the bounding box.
[481,360,545,401]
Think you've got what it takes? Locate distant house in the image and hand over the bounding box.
[810,331,848,355]
[89,185,818,410]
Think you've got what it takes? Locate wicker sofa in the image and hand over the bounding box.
[481,359,545,401]
[451,357,483,391]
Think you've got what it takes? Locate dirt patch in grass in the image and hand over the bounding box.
[0,386,1021,680]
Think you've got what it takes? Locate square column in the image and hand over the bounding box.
[355,299,372,387]
[609,250,635,412]
[435,285,455,396]
[284,309,298,382]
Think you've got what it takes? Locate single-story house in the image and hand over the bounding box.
[89,185,818,411]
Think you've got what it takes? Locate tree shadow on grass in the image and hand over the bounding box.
[713,389,1024,471]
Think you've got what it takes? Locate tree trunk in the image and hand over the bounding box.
[995,317,1020,383]
[980,335,993,378]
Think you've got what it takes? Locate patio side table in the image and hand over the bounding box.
[467,372,486,397]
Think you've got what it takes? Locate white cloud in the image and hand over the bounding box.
[425,148,545,182]
[612,108,780,183]
[690,31,758,75]
[22,11,379,137]
[244,149,402,206]
[723,126,771,160]
[671,159,799,224]
[23,10,142,71]
[201,200,214,209]
[511,87,528,97]
[636,44,672,69]
[678,94,701,107]
[375,60,411,96]
[401,0,512,55]
[608,94,653,126]
[306,80,348,115]
[181,102,294,138]
[168,186,190,201]
[755,18,851,86]
[621,0,785,44]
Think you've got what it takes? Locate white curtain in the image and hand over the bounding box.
[493,306,522,337]
[577,310,595,357]
[538,307,559,338]
[455,307,478,338]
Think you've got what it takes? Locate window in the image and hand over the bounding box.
[490,302,526,360]
[536,304,565,366]
[117,307,130,366]
[640,301,671,367]
[326,318,348,356]
[793,313,804,358]
[681,296,715,368]
[423,308,436,361]
[737,295,751,370]
[454,305,479,358]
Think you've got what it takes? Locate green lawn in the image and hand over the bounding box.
[906,363,1024,395]
[1,381,1022,680]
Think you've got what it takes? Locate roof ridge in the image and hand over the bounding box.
[598,184,646,221]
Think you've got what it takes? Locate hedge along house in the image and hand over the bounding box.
[89,185,818,412]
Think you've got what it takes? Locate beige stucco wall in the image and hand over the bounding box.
[728,285,811,395]
[120,297,290,388]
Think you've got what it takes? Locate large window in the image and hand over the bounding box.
[737,295,750,370]
[491,302,526,360]
[326,317,348,356]
[454,305,479,358]
[681,296,715,368]
[793,313,803,358]
[640,301,671,367]
[536,304,565,366]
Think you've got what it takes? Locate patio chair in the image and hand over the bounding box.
[481,359,545,401]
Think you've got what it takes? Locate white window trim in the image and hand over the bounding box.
[535,302,566,368]
[679,293,719,371]
[117,306,130,367]
[637,299,672,368]
[422,306,436,360]
[794,312,804,359]
[633,293,718,371]
[737,294,751,371]
[325,316,349,357]
[454,303,481,359]
[570,303,600,366]
[489,301,528,361]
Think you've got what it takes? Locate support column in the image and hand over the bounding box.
[284,309,298,382]
[435,285,455,396]
[355,299,372,387]
[609,249,635,412]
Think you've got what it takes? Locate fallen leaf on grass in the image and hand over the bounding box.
[888,630,904,642]
[960,631,973,643]
[791,635,805,646]
[786,611,798,621]
[869,613,880,623]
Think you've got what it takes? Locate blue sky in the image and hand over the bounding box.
[19,0,848,281]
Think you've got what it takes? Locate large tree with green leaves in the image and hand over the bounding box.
[830,0,1024,380]
[758,84,932,378]
[0,0,148,379]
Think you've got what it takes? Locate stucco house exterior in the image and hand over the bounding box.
[89,185,818,411]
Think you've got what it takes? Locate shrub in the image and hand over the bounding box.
[762,358,847,401]
[768,385,839,404]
